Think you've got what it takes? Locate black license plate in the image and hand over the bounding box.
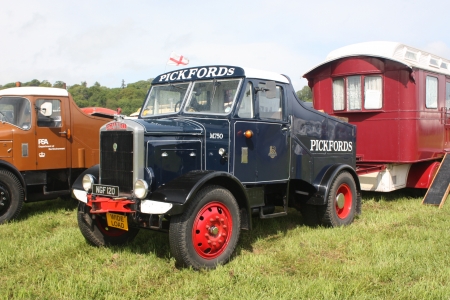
[92,184,119,197]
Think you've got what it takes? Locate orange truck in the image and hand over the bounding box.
[0,86,115,223]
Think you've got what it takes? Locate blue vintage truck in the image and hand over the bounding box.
[72,65,361,269]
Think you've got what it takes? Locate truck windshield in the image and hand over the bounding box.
[184,79,241,115]
[141,83,190,116]
[0,97,32,130]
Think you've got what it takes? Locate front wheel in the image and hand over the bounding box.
[0,170,24,224]
[77,202,139,246]
[169,185,241,270]
[320,171,358,227]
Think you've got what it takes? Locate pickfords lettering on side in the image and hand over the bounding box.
[72,65,361,270]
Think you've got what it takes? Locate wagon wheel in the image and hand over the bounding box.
[0,170,24,224]
[320,171,357,227]
[169,185,241,269]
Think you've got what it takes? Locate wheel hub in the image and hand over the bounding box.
[209,226,219,235]
[192,201,233,259]
[0,187,11,214]
[336,193,345,209]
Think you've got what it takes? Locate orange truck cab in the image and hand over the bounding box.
[0,87,115,223]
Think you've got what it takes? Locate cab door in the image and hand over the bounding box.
[35,98,69,170]
[233,81,290,183]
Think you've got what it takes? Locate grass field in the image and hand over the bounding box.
[1,191,450,299]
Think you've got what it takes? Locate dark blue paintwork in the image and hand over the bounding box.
[140,67,357,200]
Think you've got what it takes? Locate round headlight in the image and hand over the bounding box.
[134,179,148,199]
[82,174,95,192]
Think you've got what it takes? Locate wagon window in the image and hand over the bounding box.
[347,76,361,110]
[36,99,62,127]
[259,85,283,120]
[446,82,450,108]
[237,82,253,118]
[426,76,438,109]
[364,76,382,109]
[332,78,345,110]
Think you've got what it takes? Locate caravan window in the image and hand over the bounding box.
[332,79,345,110]
[347,76,362,110]
[426,76,438,109]
[364,76,382,109]
[446,82,450,108]
[332,75,383,112]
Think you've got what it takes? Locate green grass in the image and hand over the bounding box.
[1,192,450,299]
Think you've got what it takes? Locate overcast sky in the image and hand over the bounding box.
[2,0,450,91]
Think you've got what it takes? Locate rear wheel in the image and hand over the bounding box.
[320,171,357,227]
[169,185,241,269]
[0,170,24,224]
[77,202,139,246]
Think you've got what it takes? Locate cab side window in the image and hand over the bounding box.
[259,85,283,120]
[36,99,62,127]
[237,82,253,118]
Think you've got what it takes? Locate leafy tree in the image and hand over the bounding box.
[53,81,66,88]
[39,80,52,87]
[296,86,312,102]
[0,83,16,90]
[23,79,41,86]
[1,78,151,116]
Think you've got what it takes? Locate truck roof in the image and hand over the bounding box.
[303,41,450,77]
[0,87,69,97]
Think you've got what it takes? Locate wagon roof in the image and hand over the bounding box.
[303,41,450,77]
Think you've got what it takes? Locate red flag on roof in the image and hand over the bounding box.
[167,52,189,66]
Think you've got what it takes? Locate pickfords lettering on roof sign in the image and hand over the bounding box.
[154,66,245,83]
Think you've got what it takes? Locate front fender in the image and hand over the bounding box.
[71,164,100,201]
[147,170,252,229]
[308,164,361,213]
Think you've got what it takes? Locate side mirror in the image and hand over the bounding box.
[40,102,53,117]
[256,81,277,99]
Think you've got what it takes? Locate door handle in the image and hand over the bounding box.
[59,131,67,134]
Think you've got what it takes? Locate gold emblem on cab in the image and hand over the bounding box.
[268,146,277,158]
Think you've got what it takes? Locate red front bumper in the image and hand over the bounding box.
[87,194,135,214]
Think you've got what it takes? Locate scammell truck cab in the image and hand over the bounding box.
[73,65,361,269]
[0,86,114,223]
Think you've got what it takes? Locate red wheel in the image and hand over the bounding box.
[169,186,241,269]
[335,183,352,219]
[321,171,358,227]
[192,202,233,259]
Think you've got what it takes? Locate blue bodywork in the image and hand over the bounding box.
[73,65,360,230]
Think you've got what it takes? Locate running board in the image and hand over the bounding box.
[259,196,288,219]
[43,186,71,197]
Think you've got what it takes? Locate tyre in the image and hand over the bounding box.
[77,202,139,246]
[0,170,24,224]
[169,185,241,270]
[320,171,357,227]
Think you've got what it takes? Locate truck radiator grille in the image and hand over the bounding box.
[100,131,133,194]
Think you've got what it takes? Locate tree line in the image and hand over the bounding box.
[0,79,311,116]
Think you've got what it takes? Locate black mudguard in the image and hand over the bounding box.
[308,164,361,214]
[150,170,252,229]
